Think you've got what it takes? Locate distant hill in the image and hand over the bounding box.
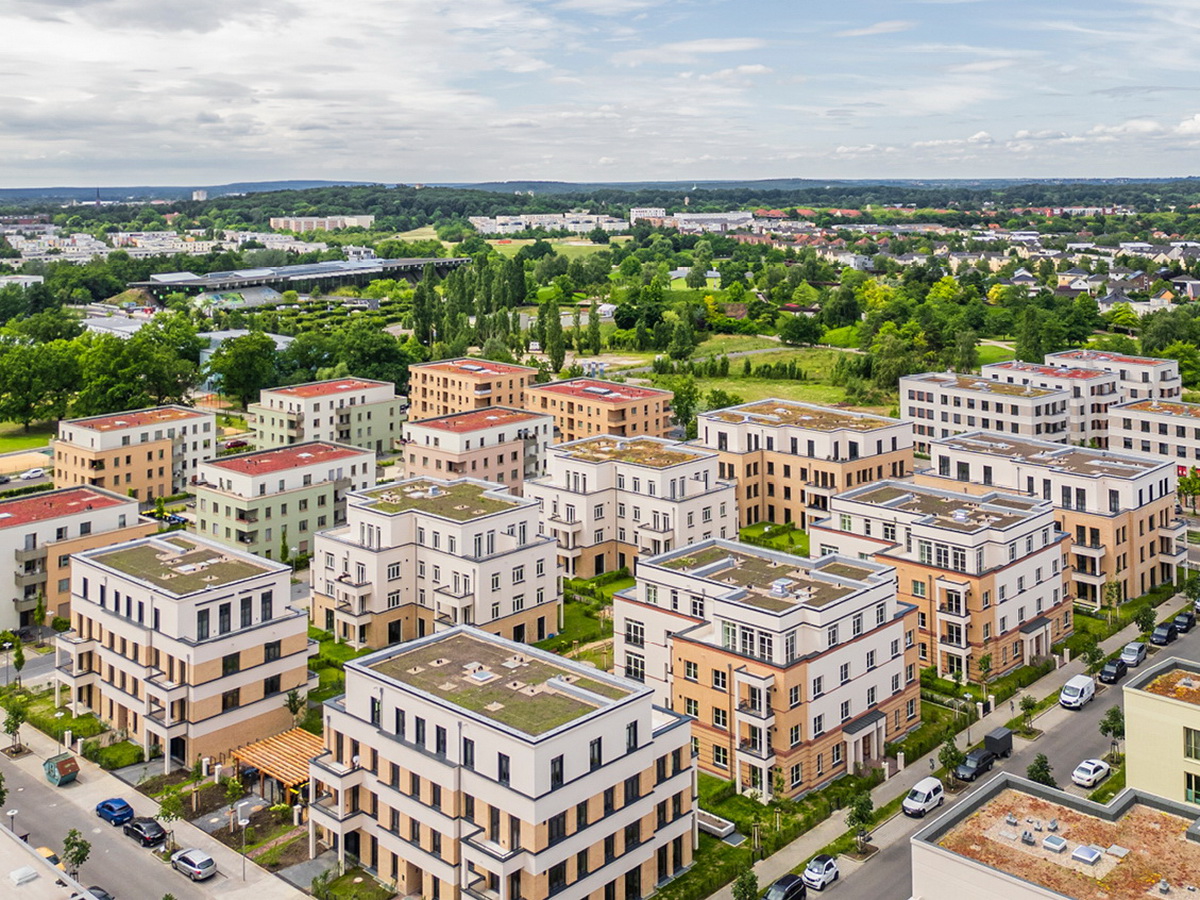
[0,180,378,203]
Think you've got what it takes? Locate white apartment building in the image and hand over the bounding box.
[1044,348,1183,402]
[981,360,1120,447]
[269,215,376,231]
[628,208,666,224]
[810,482,1071,680]
[1110,398,1200,472]
[309,626,695,900]
[615,540,920,799]
[915,431,1183,606]
[900,372,1069,453]
[194,441,377,559]
[250,378,404,454]
[524,436,737,579]
[310,477,561,649]
[403,407,553,493]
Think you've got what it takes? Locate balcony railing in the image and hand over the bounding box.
[940,632,969,649]
[936,603,970,621]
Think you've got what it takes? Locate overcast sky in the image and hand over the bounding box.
[4,0,1200,187]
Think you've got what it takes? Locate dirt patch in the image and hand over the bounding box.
[208,805,283,850]
[136,771,194,797]
[186,782,236,818]
[252,832,309,871]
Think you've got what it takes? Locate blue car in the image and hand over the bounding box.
[95,798,134,826]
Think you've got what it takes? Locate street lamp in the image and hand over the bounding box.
[2,642,11,687]
[237,800,251,882]
[6,809,17,833]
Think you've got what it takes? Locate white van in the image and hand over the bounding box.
[1059,674,1095,709]
[902,776,945,817]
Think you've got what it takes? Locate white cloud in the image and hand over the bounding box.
[612,37,765,66]
[835,20,914,38]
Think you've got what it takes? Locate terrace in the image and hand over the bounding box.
[89,536,276,594]
[357,479,519,521]
[846,483,1037,532]
[705,400,897,430]
[561,436,703,468]
[933,433,1162,478]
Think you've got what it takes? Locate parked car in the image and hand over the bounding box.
[902,776,945,817]
[1071,758,1111,788]
[1059,674,1096,709]
[36,846,65,871]
[1121,641,1148,667]
[170,848,217,881]
[1151,622,1179,646]
[801,855,839,891]
[0,475,11,485]
[762,873,807,900]
[1098,658,1128,684]
[71,889,115,900]
[95,797,134,826]
[19,468,44,480]
[123,817,166,846]
[1176,610,1197,633]
[954,748,998,782]
[224,439,248,450]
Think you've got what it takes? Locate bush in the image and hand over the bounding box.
[51,617,70,633]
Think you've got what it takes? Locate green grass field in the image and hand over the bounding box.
[821,324,860,348]
[976,344,1016,365]
[489,236,630,259]
[693,334,780,357]
[689,376,849,406]
[669,277,719,291]
[0,422,55,454]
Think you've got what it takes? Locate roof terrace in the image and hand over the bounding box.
[1119,399,1200,419]
[559,436,706,468]
[843,482,1042,532]
[87,535,280,595]
[704,399,898,430]
[933,432,1163,478]
[356,478,520,521]
[906,372,1060,398]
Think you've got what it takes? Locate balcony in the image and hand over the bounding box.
[1072,568,1107,585]
[939,631,970,650]
[309,793,365,830]
[13,546,46,565]
[638,519,672,534]
[1159,520,1187,540]
[735,702,774,726]
[474,387,492,397]
[936,603,970,622]
[144,705,188,737]
[13,569,46,590]
[236,531,258,545]
[145,668,187,703]
[1071,541,1106,558]
[549,514,582,532]
[55,663,97,689]
[234,510,259,524]
[311,751,366,788]
[736,739,775,762]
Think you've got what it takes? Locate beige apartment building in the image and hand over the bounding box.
[915,431,1183,606]
[194,441,377,560]
[0,487,156,628]
[811,481,1071,681]
[55,405,217,500]
[309,477,561,649]
[309,626,695,900]
[980,360,1119,447]
[54,534,314,771]
[615,540,920,799]
[696,400,913,529]
[1125,657,1200,807]
[524,379,674,443]
[408,359,537,421]
[1045,347,1183,402]
[403,407,553,494]
[249,378,404,453]
[1110,398,1200,472]
[900,372,1070,454]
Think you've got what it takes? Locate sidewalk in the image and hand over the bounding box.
[706,593,1184,900]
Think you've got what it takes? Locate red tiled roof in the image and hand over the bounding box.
[413,408,543,433]
[413,359,537,378]
[530,379,672,402]
[989,361,1109,379]
[209,442,368,475]
[265,378,390,399]
[0,488,131,528]
[69,406,207,431]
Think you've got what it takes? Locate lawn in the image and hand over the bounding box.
[489,236,630,259]
[976,344,1016,366]
[688,376,851,408]
[24,690,107,740]
[92,739,145,770]
[693,334,780,357]
[822,325,860,348]
[0,421,55,454]
[741,523,810,555]
[536,597,612,653]
[669,277,719,291]
[318,867,397,899]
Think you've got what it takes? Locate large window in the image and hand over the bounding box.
[1188,772,1200,805]
[1186,727,1200,760]
[625,653,645,682]
[625,620,645,647]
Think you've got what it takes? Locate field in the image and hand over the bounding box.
[489,236,631,259]
[976,344,1016,365]
[0,422,55,455]
[690,376,849,406]
[669,277,719,290]
[822,324,860,348]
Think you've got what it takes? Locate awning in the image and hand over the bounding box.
[1019,616,1051,635]
[233,728,323,787]
[843,709,886,736]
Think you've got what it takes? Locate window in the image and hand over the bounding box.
[840,700,851,722]
[625,653,645,682]
[832,744,843,766]
[1189,772,1200,805]
[789,685,800,707]
[463,738,475,770]
[498,753,511,785]
[812,675,824,697]
[265,640,281,662]
[827,625,838,647]
[713,746,729,769]
[222,652,240,676]
[626,721,638,752]
[551,756,564,789]
[218,604,231,635]
[684,661,698,680]
[625,620,645,647]
[713,670,727,691]
[1186,728,1200,761]
[839,662,850,684]
[684,698,699,716]
[790,763,803,788]
[264,674,281,696]
[713,708,728,729]
[813,714,825,736]
[221,689,240,711]
[590,738,603,770]
[789,724,801,747]
[240,596,252,628]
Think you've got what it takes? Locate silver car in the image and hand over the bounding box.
[1120,641,1147,667]
[170,848,217,881]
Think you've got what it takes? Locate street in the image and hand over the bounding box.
[840,625,1200,900]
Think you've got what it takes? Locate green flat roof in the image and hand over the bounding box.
[359,479,518,520]
[91,537,274,594]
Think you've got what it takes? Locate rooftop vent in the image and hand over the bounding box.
[769,578,792,597]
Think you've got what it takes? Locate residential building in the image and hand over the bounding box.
[1045,348,1183,401]
[629,207,667,224]
[408,359,538,422]
[1110,398,1200,472]
[524,436,737,578]
[309,477,560,649]
[980,360,1120,447]
[194,442,377,560]
[900,372,1070,453]
[1124,657,1200,807]
[269,215,376,231]
[0,487,155,628]
[614,540,919,799]
[910,773,1200,900]
[55,405,217,500]
[524,379,674,443]
[915,432,1183,606]
[810,481,1071,681]
[54,534,313,772]
[696,400,914,529]
[249,378,404,454]
[308,626,694,900]
[403,407,553,494]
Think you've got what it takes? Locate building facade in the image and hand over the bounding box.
[308,626,695,900]
[1044,348,1183,402]
[249,378,404,454]
[1110,398,1200,473]
[980,360,1119,448]
[408,359,538,422]
[54,534,313,772]
[55,406,217,500]
[524,436,737,579]
[309,477,561,649]
[810,481,1071,681]
[1125,658,1200,807]
[914,431,1183,606]
[403,408,553,495]
[696,400,914,529]
[194,442,377,560]
[900,373,1070,454]
[524,379,674,444]
[614,540,920,800]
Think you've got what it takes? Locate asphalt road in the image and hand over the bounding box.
[834,626,1200,900]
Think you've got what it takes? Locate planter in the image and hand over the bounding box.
[844,844,879,862]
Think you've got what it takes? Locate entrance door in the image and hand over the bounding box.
[537,617,546,641]
[387,620,402,645]
[344,830,361,862]
[657,845,669,884]
[418,618,427,638]
[513,623,526,643]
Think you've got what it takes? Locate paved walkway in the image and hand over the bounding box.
[706,594,1186,900]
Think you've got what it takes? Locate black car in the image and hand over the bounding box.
[0,476,11,485]
[122,816,166,846]
[1176,610,1197,634]
[1098,658,1128,684]
[954,748,997,782]
[71,890,115,900]
[1151,622,1179,646]
[762,874,807,900]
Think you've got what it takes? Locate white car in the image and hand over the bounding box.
[19,468,44,480]
[1071,758,1111,788]
[801,854,839,891]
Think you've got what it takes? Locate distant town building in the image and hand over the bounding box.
[0,274,44,289]
[467,213,626,234]
[268,215,376,231]
[524,378,674,443]
[191,190,208,201]
[403,407,553,494]
[250,378,404,454]
[628,207,666,224]
[408,358,538,421]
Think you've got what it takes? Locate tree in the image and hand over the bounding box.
[224,776,245,822]
[685,263,708,290]
[336,318,413,387]
[1099,705,1125,759]
[1082,638,1105,675]
[32,593,45,646]
[1025,753,1057,788]
[0,770,7,810]
[1019,694,1038,733]
[587,301,602,355]
[61,828,90,879]
[1134,605,1157,638]
[11,640,24,687]
[661,375,699,440]
[3,696,25,751]
[545,300,565,373]
[703,389,744,412]
[845,791,874,852]
[1014,308,1043,362]
[285,689,306,723]
[779,314,823,346]
[1103,579,1124,608]
[158,787,185,852]
[939,738,966,785]
[206,332,278,409]
[952,329,979,372]
[976,653,992,692]
[667,316,696,360]
[731,868,758,900]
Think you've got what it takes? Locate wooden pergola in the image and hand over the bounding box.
[233,728,323,803]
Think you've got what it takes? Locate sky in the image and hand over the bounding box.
[4,0,1200,187]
